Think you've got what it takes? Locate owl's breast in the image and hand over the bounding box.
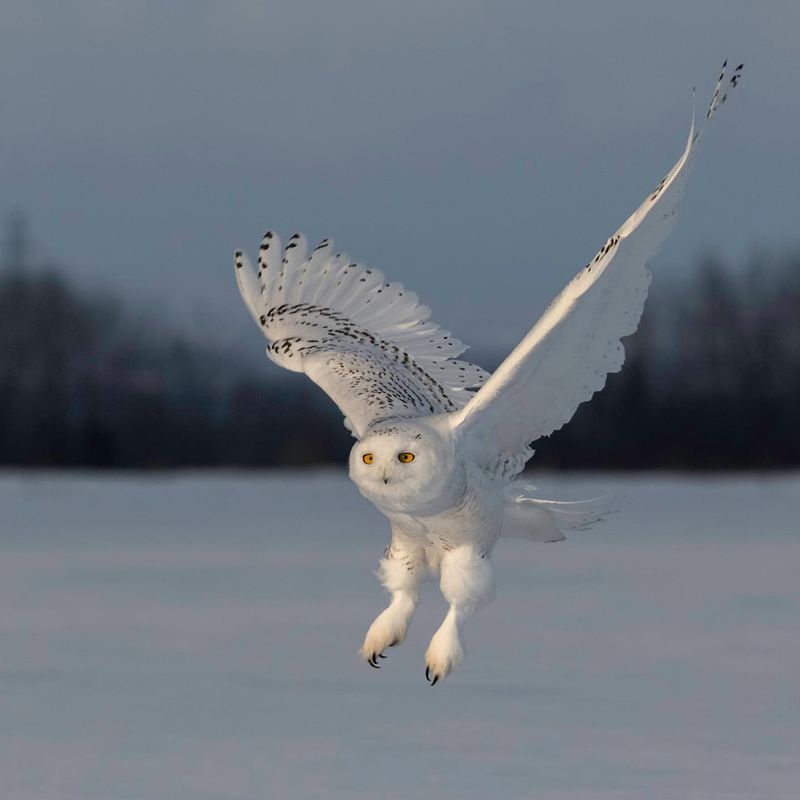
[426,465,504,550]
[377,462,503,555]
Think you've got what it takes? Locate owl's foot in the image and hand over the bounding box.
[424,612,463,685]
[423,546,494,683]
[365,651,387,669]
[359,595,414,669]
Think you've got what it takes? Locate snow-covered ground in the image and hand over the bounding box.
[0,471,798,799]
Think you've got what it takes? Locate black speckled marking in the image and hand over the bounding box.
[262,301,473,421]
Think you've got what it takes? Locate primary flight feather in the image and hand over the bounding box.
[234,63,743,683]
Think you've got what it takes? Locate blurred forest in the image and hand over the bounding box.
[1,212,799,471]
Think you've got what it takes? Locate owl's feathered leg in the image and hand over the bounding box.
[424,546,494,684]
[359,541,423,668]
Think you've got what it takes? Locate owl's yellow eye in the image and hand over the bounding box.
[362,453,374,465]
[397,452,415,463]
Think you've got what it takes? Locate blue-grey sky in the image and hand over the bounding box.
[1,0,797,354]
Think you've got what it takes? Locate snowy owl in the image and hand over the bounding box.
[234,63,742,684]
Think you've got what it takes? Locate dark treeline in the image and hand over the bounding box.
[1,226,798,469]
[535,251,800,469]
[0,268,351,468]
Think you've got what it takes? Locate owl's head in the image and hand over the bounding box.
[349,419,462,514]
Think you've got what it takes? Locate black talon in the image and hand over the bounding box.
[425,666,431,682]
[378,653,387,659]
[430,675,439,687]
[368,656,380,669]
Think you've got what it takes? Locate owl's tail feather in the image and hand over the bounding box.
[500,482,616,543]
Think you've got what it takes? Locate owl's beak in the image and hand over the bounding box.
[381,470,389,485]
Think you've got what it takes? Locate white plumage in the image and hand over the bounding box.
[234,63,742,683]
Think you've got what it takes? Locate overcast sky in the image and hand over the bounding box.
[1,0,797,354]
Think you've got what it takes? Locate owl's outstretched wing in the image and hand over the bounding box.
[235,235,488,438]
[450,63,744,479]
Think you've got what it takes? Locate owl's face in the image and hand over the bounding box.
[349,421,462,514]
